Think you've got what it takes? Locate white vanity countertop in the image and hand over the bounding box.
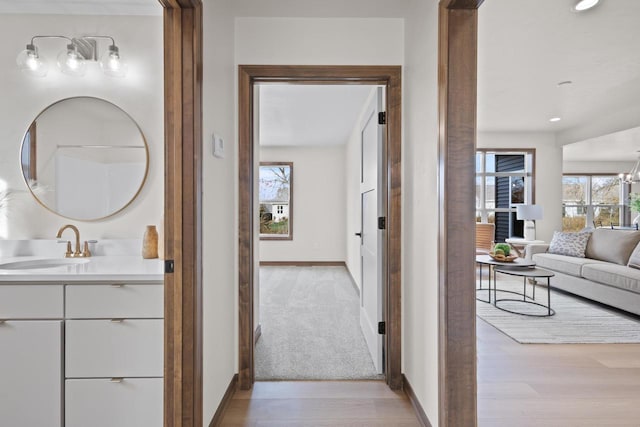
[0,256,163,282]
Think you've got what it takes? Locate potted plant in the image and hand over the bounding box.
[630,193,640,225]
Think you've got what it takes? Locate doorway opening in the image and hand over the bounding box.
[238,65,402,390]
[255,84,385,381]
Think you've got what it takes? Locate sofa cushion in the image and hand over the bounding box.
[548,231,591,258]
[582,263,640,294]
[628,242,640,270]
[532,253,608,278]
[586,229,640,265]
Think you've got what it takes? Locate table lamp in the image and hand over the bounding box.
[516,204,543,241]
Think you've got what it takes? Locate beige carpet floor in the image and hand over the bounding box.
[255,266,382,380]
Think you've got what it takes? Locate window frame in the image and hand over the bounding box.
[476,148,536,240]
[259,161,293,241]
[562,173,630,230]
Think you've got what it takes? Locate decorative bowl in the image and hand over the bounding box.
[488,252,518,262]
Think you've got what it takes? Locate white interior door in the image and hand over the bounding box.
[359,88,385,373]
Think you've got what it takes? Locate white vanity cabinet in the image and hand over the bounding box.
[64,282,163,427]
[0,285,64,427]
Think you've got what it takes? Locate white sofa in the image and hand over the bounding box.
[527,229,640,315]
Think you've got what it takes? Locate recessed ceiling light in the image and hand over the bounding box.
[574,0,600,11]
[549,117,562,122]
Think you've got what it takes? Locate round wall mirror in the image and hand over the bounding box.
[20,97,149,221]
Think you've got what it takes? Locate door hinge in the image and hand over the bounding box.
[378,321,386,335]
[164,259,175,274]
[378,111,386,125]
[378,217,386,230]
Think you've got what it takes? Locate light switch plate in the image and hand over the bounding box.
[212,133,224,158]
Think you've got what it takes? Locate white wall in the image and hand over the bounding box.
[201,1,237,423]
[403,0,440,423]
[0,14,163,240]
[478,131,563,242]
[259,146,346,262]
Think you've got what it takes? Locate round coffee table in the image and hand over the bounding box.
[493,267,555,317]
[475,254,535,303]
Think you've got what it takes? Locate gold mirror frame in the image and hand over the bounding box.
[19,96,150,221]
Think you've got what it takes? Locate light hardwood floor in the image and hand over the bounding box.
[478,317,640,426]
[220,315,640,426]
[219,380,421,426]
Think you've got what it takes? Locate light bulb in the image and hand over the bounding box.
[99,45,127,77]
[57,44,86,76]
[16,44,48,77]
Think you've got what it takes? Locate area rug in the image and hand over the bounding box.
[476,279,640,344]
[255,266,382,380]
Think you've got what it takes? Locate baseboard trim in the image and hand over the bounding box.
[344,263,360,297]
[208,373,238,427]
[402,374,433,427]
[260,261,345,267]
[254,324,262,345]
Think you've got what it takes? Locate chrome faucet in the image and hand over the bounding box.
[56,224,91,258]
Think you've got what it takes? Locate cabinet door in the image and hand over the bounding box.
[66,378,162,427]
[66,319,163,378]
[66,283,163,319]
[0,321,62,427]
[0,285,63,318]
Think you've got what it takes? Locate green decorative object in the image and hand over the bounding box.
[494,243,511,256]
[630,193,640,213]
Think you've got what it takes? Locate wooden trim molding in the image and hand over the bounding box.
[162,1,203,426]
[239,65,402,391]
[207,374,238,427]
[403,374,433,427]
[438,1,481,426]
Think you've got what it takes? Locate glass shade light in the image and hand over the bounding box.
[57,44,86,76]
[99,45,127,77]
[619,154,640,184]
[16,44,48,77]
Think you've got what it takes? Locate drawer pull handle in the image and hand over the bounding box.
[110,284,126,288]
[110,319,124,323]
[110,378,124,383]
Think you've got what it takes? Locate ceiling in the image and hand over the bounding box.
[478,0,640,160]
[2,0,636,156]
[0,0,161,15]
[259,85,375,147]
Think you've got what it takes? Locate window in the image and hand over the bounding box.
[476,150,535,242]
[562,174,628,231]
[259,162,293,240]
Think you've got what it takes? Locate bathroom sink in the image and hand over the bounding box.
[0,258,90,270]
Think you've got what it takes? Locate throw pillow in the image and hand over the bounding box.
[629,242,640,270]
[548,231,591,258]
[586,229,640,265]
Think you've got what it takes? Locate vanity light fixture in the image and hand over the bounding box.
[17,35,127,78]
[573,0,600,11]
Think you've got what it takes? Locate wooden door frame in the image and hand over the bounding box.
[438,0,483,426]
[238,65,402,391]
[161,1,203,426]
